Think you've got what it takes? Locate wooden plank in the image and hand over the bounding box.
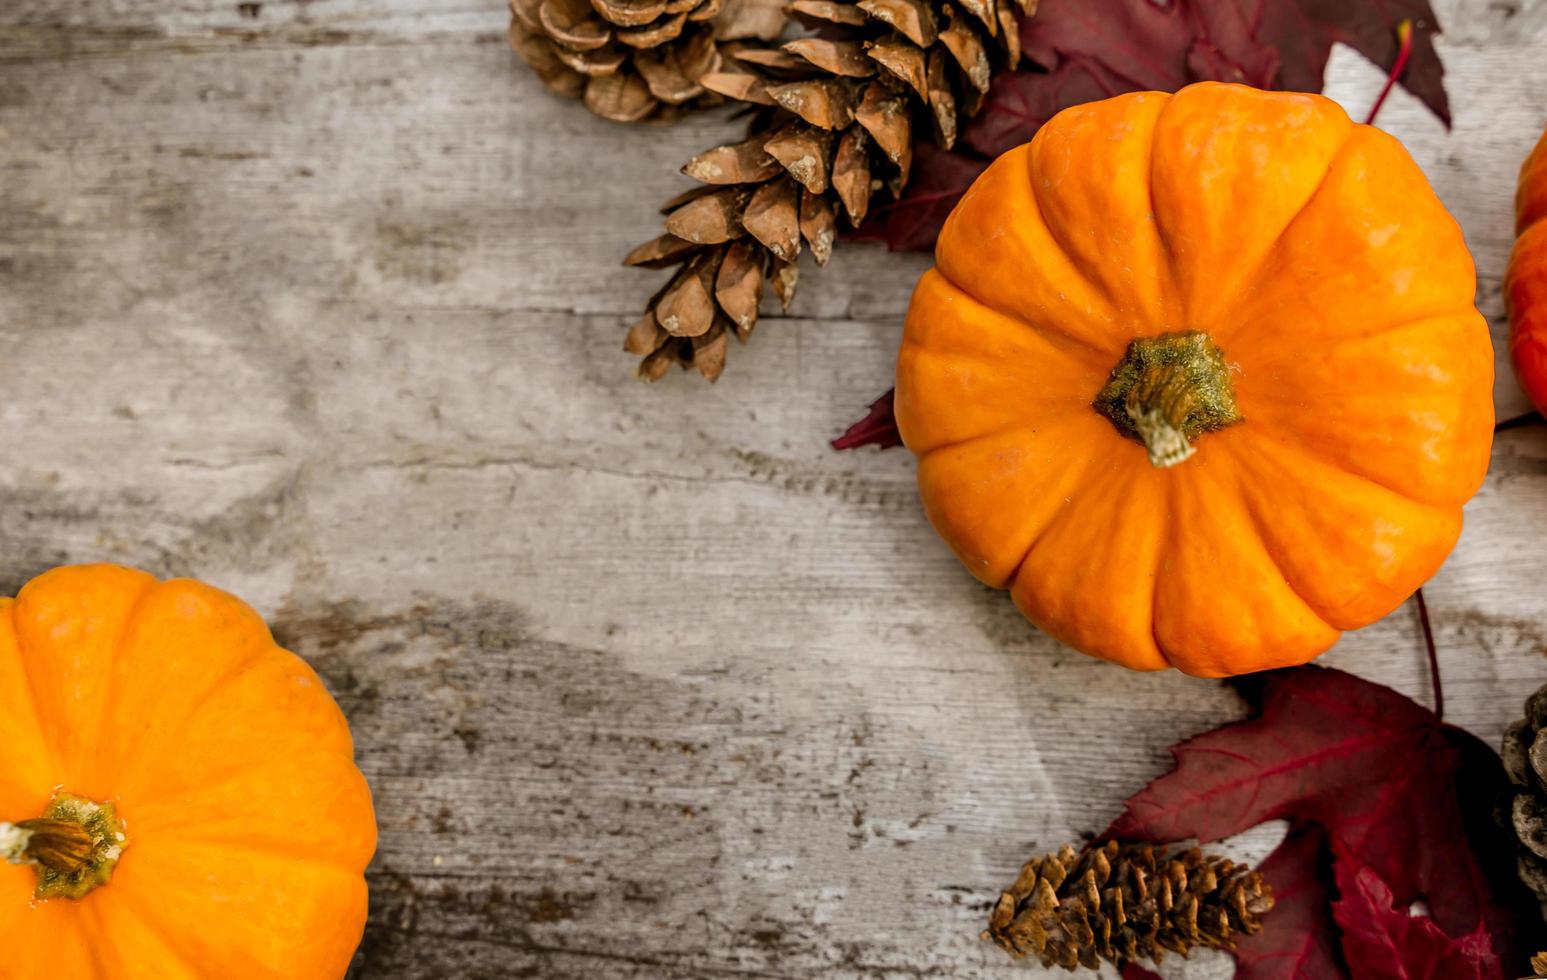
[0,0,504,39]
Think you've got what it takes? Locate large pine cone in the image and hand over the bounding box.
[1502,684,1547,898]
[508,0,788,122]
[985,840,1274,971]
[622,0,1033,380]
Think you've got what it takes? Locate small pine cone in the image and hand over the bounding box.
[1500,683,1547,901]
[623,0,1037,381]
[508,0,788,122]
[984,841,1274,972]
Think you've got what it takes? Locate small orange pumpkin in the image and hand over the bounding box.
[896,82,1494,677]
[0,565,376,977]
[1508,124,1547,412]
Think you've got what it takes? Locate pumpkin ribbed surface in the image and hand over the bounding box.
[897,82,1494,677]
[0,564,375,978]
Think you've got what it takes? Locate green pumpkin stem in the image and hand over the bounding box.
[0,794,127,900]
[1094,331,1243,468]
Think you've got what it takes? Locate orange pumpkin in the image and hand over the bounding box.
[1508,124,1547,412]
[896,82,1494,677]
[0,565,376,977]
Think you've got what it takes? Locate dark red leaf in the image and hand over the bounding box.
[1119,963,1164,980]
[831,388,901,450]
[1023,0,1279,88]
[1187,1,1283,85]
[958,56,1133,160]
[1331,840,1498,979]
[1253,0,1451,127]
[1233,824,1345,980]
[1015,0,1446,126]
[1106,665,1538,975]
[850,144,988,253]
[878,0,1450,254]
[964,0,1281,158]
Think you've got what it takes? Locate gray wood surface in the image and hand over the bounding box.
[3,1,1547,976]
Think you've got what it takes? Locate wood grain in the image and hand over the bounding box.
[2,2,1547,977]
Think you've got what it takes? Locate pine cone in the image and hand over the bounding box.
[622,0,1035,381]
[508,0,788,122]
[1527,952,1547,979]
[1500,684,1547,900]
[984,840,1275,971]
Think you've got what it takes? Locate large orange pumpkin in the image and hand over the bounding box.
[896,82,1494,677]
[0,565,376,978]
[1508,124,1547,411]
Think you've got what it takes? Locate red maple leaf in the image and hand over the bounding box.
[1106,666,1539,976]
[1331,840,1498,980]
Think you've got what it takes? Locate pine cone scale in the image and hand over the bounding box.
[790,0,870,27]
[939,17,991,91]
[858,0,938,46]
[560,45,627,76]
[798,190,836,263]
[509,22,589,97]
[513,0,545,32]
[618,13,686,48]
[868,40,928,98]
[785,37,876,77]
[689,0,728,22]
[592,0,670,28]
[701,70,775,103]
[541,0,614,51]
[995,5,1018,62]
[716,241,763,335]
[583,71,655,121]
[743,177,802,260]
[765,127,833,193]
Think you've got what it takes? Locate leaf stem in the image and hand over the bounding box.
[1416,588,1442,721]
[1363,20,1415,126]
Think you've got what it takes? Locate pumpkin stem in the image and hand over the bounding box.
[1094,331,1243,468]
[0,794,126,900]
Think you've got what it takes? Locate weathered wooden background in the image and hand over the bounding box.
[3,1,1547,976]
